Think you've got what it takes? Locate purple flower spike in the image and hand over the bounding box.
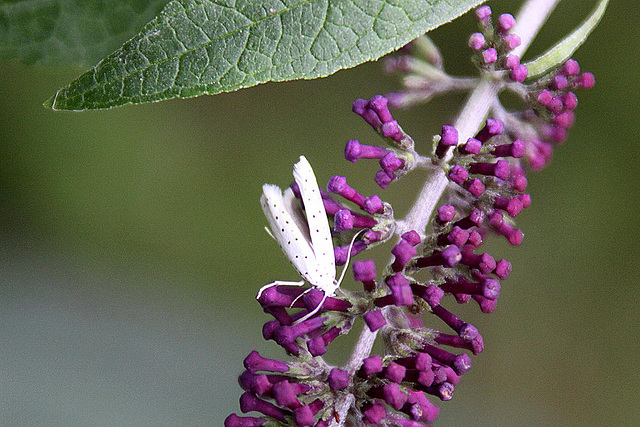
[510,64,528,82]
[460,137,482,155]
[497,13,516,33]
[448,165,469,185]
[469,159,510,180]
[475,119,504,143]
[504,33,521,51]
[328,368,350,391]
[468,33,486,50]
[492,139,526,158]
[364,309,387,332]
[224,414,267,427]
[436,125,458,158]
[345,139,389,162]
[369,95,394,123]
[244,351,290,374]
[392,239,417,272]
[416,245,462,269]
[482,48,498,64]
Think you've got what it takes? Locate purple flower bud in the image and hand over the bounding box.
[436,125,458,158]
[364,309,387,332]
[494,196,524,217]
[360,355,384,376]
[504,33,521,50]
[386,273,414,306]
[368,95,394,123]
[352,98,381,128]
[353,259,376,292]
[562,92,578,110]
[307,336,326,356]
[272,380,304,408]
[381,120,404,142]
[459,137,482,155]
[437,205,456,223]
[464,178,485,197]
[504,54,520,69]
[430,303,465,332]
[518,193,532,208]
[494,259,512,279]
[448,165,469,185]
[468,33,486,50]
[437,226,470,247]
[334,209,354,232]
[497,13,516,33]
[275,317,325,346]
[492,139,526,158]
[328,368,350,391]
[469,159,510,180]
[363,229,382,245]
[435,332,484,355]
[293,405,316,426]
[475,119,504,143]
[416,245,462,269]
[547,96,563,114]
[392,239,417,272]
[488,212,524,245]
[510,64,528,82]
[561,59,580,76]
[467,229,483,247]
[577,72,595,88]
[553,111,575,128]
[334,240,366,265]
[363,401,387,423]
[383,383,409,410]
[375,169,392,189]
[224,414,267,427]
[327,176,366,207]
[380,152,404,177]
[422,344,472,376]
[482,48,498,64]
[476,5,492,22]
[364,195,384,214]
[552,75,568,90]
[240,392,287,421]
[454,208,485,229]
[384,362,407,383]
[404,390,440,422]
[345,139,389,162]
[402,230,421,246]
[441,277,500,300]
[244,351,290,374]
[302,289,351,313]
[460,251,496,274]
[537,89,553,106]
[473,294,498,313]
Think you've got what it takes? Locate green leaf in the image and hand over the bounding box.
[0,0,169,65]
[524,0,608,79]
[45,0,485,111]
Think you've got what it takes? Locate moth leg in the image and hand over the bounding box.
[256,280,305,300]
[289,286,313,308]
[294,292,328,324]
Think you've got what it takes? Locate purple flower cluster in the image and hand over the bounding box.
[226,6,595,427]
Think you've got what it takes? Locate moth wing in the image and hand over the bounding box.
[261,184,318,284]
[292,156,336,288]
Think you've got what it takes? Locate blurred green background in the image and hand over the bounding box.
[1,0,638,425]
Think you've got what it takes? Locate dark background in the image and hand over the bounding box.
[1,0,638,425]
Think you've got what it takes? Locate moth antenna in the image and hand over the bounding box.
[264,226,275,240]
[335,228,367,287]
[290,287,313,308]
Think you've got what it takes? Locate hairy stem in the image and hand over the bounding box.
[330,0,561,425]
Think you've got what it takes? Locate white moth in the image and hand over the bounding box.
[258,156,347,322]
